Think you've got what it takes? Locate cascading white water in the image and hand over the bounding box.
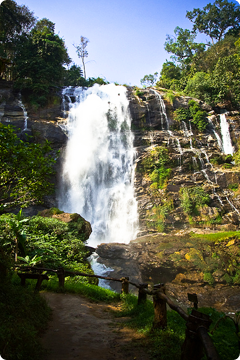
[152,89,169,130]
[18,97,28,131]
[59,84,139,248]
[220,113,234,155]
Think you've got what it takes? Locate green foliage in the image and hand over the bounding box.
[45,277,120,302]
[150,167,172,189]
[147,201,173,232]
[165,91,175,105]
[138,146,172,190]
[116,294,239,360]
[0,124,55,212]
[13,18,70,107]
[174,107,190,122]
[173,101,207,131]
[184,72,214,104]
[134,87,145,97]
[186,0,240,44]
[0,213,92,273]
[204,271,215,285]
[160,1,240,107]
[164,26,205,68]
[0,281,50,360]
[0,0,36,79]
[63,64,84,86]
[157,61,182,90]
[228,183,239,191]
[180,186,210,215]
[192,110,208,132]
[140,72,158,87]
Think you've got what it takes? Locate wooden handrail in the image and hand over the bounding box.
[16,265,221,360]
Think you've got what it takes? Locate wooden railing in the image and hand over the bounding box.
[17,266,220,360]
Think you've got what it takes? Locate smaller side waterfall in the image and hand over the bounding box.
[18,96,28,131]
[151,89,169,130]
[220,113,234,155]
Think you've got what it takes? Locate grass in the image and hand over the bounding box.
[6,272,240,360]
[12,272,120,303]
[190,230,240,243]
[113,294,239,360]
[0,278,51,360]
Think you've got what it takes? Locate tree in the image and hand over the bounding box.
[0,0,35,78]
[186,0,240,44]
[140,72,158,87]
[75,36,89,79]
[13,18,71,106]
[0,124,56,212]
[164,27,205,68]
[158,61,182,89]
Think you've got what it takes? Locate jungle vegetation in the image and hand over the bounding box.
[156,0,240,107]
[0,0,108,108]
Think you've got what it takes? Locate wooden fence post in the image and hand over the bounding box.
[181,309,213,360]
[152,284,167,330]
[121,277,129,294]
[138,283,148,305]
[57,267,65,289]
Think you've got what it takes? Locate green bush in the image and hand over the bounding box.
[180,186,210,215]
[192,110,208,132]
[0,214,93,274]
[165,91,175,105]
[174,108,191,122]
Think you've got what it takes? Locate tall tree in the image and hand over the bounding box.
[186,0,240,44]
[140,72,158,87]
[164,26,205,68]
[75,36,89,79]
[0,0,35,78]
[13,18,71,106]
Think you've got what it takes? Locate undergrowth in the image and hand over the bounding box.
[0,279,51,360]
[114,294,239,360]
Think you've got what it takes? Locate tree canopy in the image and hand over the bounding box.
[186,0,240,44]
[157,0,240,107]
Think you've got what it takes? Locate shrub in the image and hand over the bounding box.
[174,108,191,122]
[180,186,210,215]
[165,91,175,105]
[192,110,208,132]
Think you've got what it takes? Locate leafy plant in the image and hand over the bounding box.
[0,124,56,212]
[180,186,210,215]
[174,107,191,122]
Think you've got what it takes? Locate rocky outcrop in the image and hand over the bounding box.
[96,232,240,312]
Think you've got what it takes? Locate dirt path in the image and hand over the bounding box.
[40,292,151,360]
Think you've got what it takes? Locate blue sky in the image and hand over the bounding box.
[17,0,240,86]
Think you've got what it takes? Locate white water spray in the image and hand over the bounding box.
[59,84,138,247]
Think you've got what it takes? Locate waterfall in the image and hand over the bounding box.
[18,97,28,131]
[151,89,169,130]
[220,113,234,155]
[58,84,139,248]
[207,116,223,152]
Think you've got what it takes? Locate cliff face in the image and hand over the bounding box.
[128,87,240,236]
[0,80,66,212]
[2,82,240,232]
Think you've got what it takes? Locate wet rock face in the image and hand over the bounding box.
[127,88,240,235]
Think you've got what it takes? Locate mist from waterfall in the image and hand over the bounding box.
[58,84,138,247]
